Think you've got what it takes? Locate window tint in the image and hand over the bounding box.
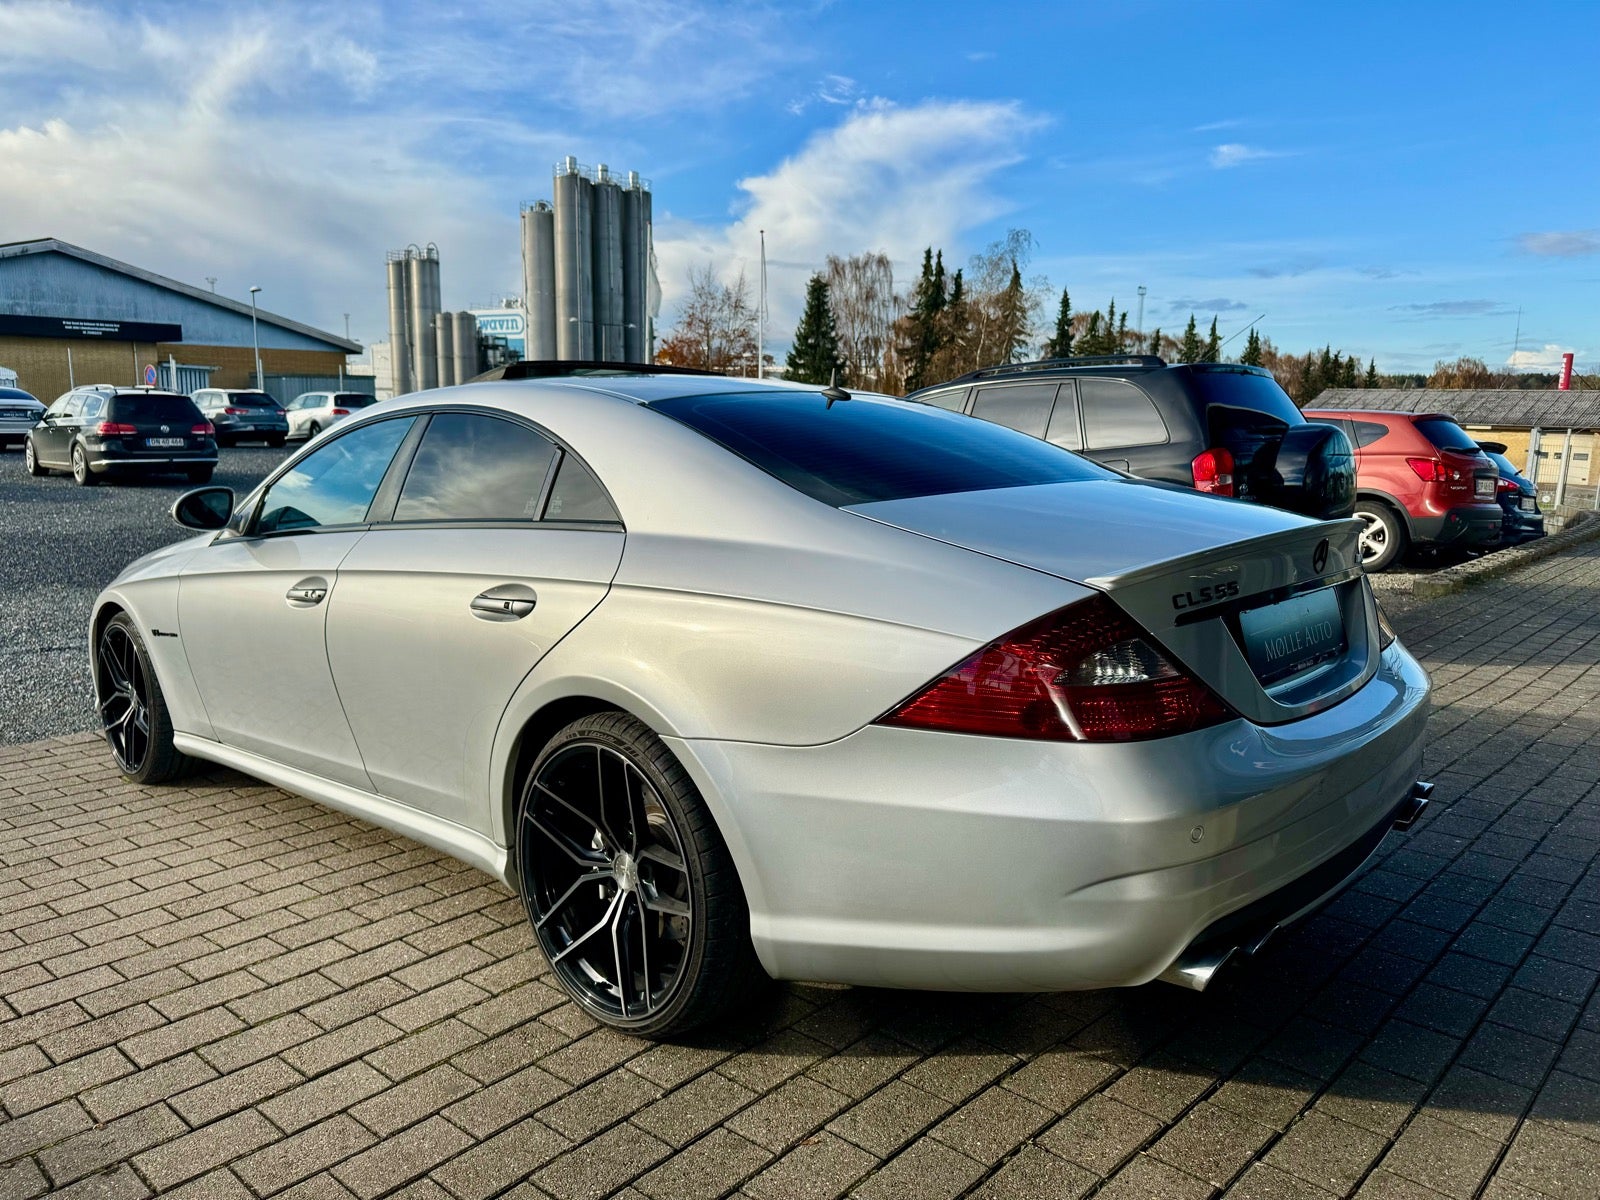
[393,413,557,522]
[543,454,620,522]
[334,394,376,408]
[917,387,968,413]
[970,383,1057,438]
[1044,383,1082,450]
[1080,378,1168,449]
[1353,420,1389,448]
[256,418,413,534]
[111,394,199,424]
[1414,417,1477,453]
[650,392,1111,507]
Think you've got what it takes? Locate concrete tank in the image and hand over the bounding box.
[592,164,625,362]
[406,247,440,390]
[621,174,649,363]
[553,158,594,360]
[452,311,478,382]
[522,203,557,361]
[435,312,456,387]
[386,255,413,393]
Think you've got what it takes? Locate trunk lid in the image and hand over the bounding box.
[847,478,1379,725]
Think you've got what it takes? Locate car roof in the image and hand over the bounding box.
[462,371,870,407]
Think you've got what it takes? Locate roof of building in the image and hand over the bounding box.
[1311,388,1600,430]
[0,238,359,353]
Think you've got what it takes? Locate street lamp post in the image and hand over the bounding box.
[248,287,263,389]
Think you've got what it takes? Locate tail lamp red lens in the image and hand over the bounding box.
[1495,477,1517,494]
[223,407,250,415]
[191,422,214,436]
[1191,448,1235,497]
[331,408,350,416]
[94,421,138,436]
[876,594,1233,743]
[1406,457,1463,483]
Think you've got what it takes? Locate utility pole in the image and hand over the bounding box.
[248,287,263,389]
[1135,285,1147,336]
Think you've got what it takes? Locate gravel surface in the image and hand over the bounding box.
[0,444,291,745]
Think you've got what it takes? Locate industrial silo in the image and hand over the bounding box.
[621,173,649,363]
[452,311,477,382]
[386,253,414,393]
[522,203,557,361]
[553,158,594,360]
[407,246,440,390]
[435,312,456,387]
[592,165,625,362]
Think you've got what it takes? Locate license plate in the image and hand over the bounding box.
[147,437,185,448]
[1519,497,1535,512]
[1238,587,1346,686]
[1475,477,1496,497]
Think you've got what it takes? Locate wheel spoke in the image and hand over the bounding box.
[632,894,651,1011]
[523,810,607,869]
[636,843,687,875]
[611,892,630,1018]
[640,889,690,919]
[535,779,613,848]
[99,644,127,691]
[534,866,613,930]
[549,889,623,966]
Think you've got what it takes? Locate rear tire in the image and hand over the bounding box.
[23,439,45,476]
[94,613,194,785]
[306,421,322,438]
[71,444,97,486]
[516,711,767,1038]
[1354,502,1408,572]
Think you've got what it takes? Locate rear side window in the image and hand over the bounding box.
[257,418,414,533]
[970,383,1057,438]
[110,394,200,424]
[650,392,1110,507]
[917,387,968,413]
[82,395,106,419]
[393,413,557,522]
[1414,417,1478,453]
[1353,420,1389,448]
[543,454,621,523]
[1080,378,1168,449]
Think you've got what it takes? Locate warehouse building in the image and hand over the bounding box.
[0,238,358,402]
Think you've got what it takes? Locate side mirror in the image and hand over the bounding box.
[172,486,235,531]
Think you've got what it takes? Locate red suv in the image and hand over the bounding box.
[1302,409,1502,571]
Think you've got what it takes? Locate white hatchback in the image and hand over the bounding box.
[283,391,378,441]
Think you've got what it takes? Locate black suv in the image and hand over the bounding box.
[906,356,1356,520]
[25,386,217,486]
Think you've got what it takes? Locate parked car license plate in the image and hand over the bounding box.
[1238,587,1346,686]
[1519,497,1536,512]
[147,437,185,448]
[1475,477,1496,497]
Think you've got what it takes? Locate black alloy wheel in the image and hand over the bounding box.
[94,614,191,784]
[71,443,97,486]
[517,712,763,1036]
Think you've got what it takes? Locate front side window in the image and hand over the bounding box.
[393,413,557,522]
[256,418,413,534]
[1080,378,1169,449]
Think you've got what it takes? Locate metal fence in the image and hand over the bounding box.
[254,374,376,408]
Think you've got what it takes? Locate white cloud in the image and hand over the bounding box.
[1518,230,1600,257]
[655,98,1044,344]
[1209,143,1283,169]
[1507,343,1580,370]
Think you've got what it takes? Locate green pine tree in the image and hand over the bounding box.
[1365,357,1379,388]
[1081,312,1103,355]
[1116,311,1129,355]
[1179,314,1202,364]
[1044,287,1073,358]
[786,274,845,385]
[901,248,949,392]
[1339,354,1358,387]
[1240,328,1263,366]
[997,261,1030,363]
[1147,328,1163,357]
[1204,317,1221,362]
[1104,300,1118,351]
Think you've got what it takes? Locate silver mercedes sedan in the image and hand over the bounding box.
[91,373,1431,1036]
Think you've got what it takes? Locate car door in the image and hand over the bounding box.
[324,409,625,832]
[39,393,82,463]
[177,415,418,788]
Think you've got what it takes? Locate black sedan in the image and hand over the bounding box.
[1478,441,1544,545]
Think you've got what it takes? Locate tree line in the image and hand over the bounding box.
[657,228,1414,403]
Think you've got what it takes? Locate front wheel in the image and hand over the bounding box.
[516,712,765,1037]
[71,444,97,486]
[94,613,193,784]
[1354,503,1408,572]
[23,439,45,476]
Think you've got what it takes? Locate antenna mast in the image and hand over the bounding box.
[757,230,767,379]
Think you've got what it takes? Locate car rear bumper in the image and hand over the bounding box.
[671,640,1431,992]
[1411,504,1502,548]
[89,454,219,472]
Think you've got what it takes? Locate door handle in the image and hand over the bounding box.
[286,577,329,606]
[470,587,537,621]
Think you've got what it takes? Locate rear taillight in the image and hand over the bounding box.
[331,408,350,416]
[1191,448,1235,497]
[1495,477,1517,494]
[94,421,138,436]
[223,407,250,415]
[192,422,214,436]
[876,594,1233,743]
[1406,457,1464,483]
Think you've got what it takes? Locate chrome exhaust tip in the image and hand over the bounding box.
[1158,944,1237,992]
[1393,780,1434,831]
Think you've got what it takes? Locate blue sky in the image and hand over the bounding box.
[1,0,1596,373]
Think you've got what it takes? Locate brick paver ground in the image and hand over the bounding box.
[3,546,1599,1199]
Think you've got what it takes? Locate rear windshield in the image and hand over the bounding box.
[110,394,200,423]
[1189,370,1304,426]
[1415,417,1478,454]
[225,392,280,408]
[649,392,1111,506]
[1484,450,1518,477]
[0,388,37,402]
[334,394,376,408]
